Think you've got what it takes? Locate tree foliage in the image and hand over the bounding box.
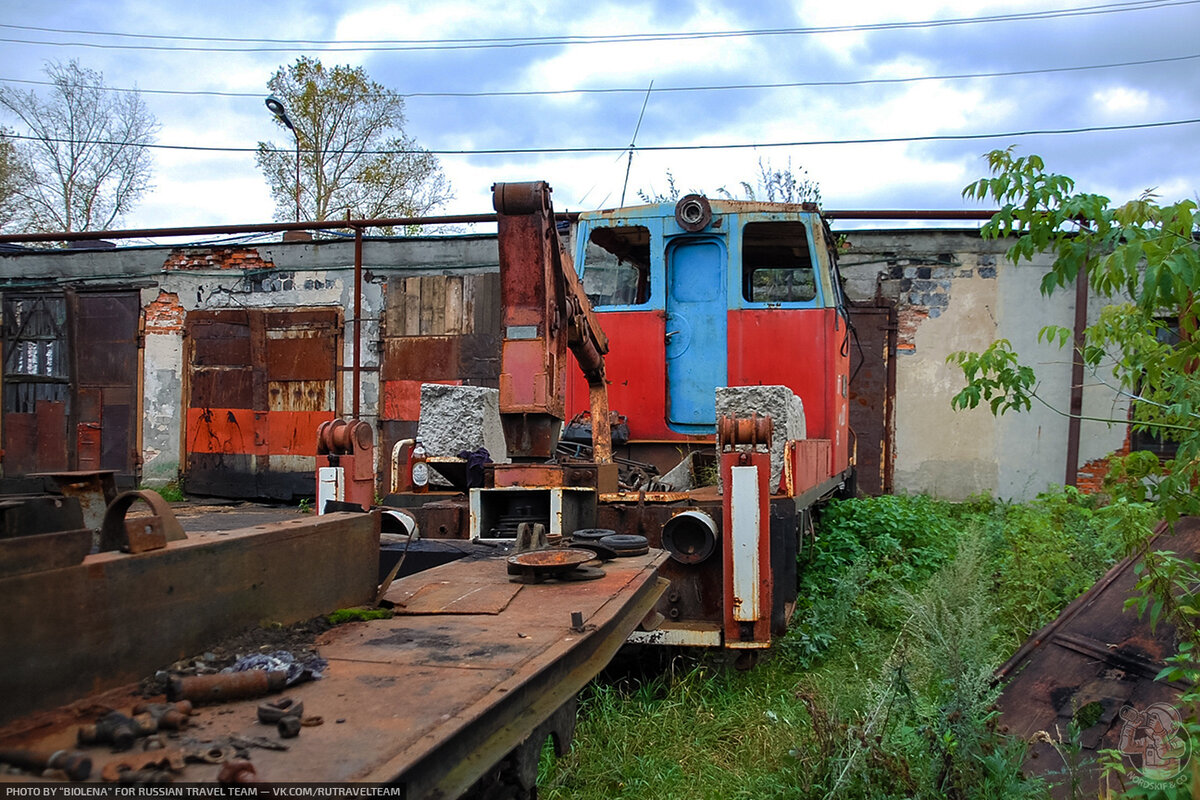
[0,60,158,233]
[950,148,1199,520]
[952,150,1200,790]
[256,57,450,228]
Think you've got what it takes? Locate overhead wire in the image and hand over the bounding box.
[3,118,1198,156]
[1,52,1198,100]
[0,0,1194,53]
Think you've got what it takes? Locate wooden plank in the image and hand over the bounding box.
[445,276,464,335]
[384,278,405,338]
[427,276,447,335]
[403,277,422,337]
[475,272,501,335]
[462,275,477,335]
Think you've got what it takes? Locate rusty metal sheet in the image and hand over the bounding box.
[267,411,332,456]
[35,400,67,471]
[0,495,85,539]
[267,380,334,412]
[74,292,138,386]
[0,528,92,577]
[190,325,252,367]
[265,309,338,330]
[847,300,895,496]
[385,577,524,615]
[2,413,38,475]
[266,332,336,381]
[0,550,667,797]
[191,368,254,409]
[459,333,501,381]
[184,309,337,500]
[382,336,461,381]
[997,517,1200,796]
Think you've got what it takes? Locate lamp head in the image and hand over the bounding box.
[264,96,294,130]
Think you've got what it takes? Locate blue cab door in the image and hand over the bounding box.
[665,238,727,432]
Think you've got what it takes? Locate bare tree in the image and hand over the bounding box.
[637,158,821,208]
[257,57,451,229]
[0,60,158,233]
[0,129,21,231]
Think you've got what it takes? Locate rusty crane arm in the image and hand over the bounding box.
[492,181,613,464]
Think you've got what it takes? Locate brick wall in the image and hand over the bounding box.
[162,247,274,271]
[144,290,185,334]
[1076,431,1132,494]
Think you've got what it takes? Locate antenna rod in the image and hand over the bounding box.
[619,81,654,207]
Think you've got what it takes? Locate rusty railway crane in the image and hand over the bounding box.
[386,181,854,652]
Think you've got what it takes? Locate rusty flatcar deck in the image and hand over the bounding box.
[1,550,668,796]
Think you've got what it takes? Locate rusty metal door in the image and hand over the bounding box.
[73,292,140,483]
[2,294,69,475]
[847,300,896,496]
[2,291,141,484]
[184,308,340,500]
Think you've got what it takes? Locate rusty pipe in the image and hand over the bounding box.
[168,670,288,705]
[1065,263,1088,486]
[353,226,363,419]
[0,748,92,782]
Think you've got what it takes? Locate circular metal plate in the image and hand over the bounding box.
[507,548,597,575]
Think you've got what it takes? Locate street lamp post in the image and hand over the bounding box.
[265,96,301,223]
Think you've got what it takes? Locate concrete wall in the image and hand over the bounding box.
[0,229,1129,502]
[839,230,1127,501]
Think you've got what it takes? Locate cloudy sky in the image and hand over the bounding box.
[0,0,1197,236]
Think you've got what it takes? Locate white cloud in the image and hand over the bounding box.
[1090,86,1156,118]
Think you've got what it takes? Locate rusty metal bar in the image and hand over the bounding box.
[353,227,363,420]
[0,209,1001,245]
[824,209,997,220]
[0,214,518,243]
[1065,264,1088,486]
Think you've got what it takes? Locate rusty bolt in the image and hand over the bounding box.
[277,716,302,739]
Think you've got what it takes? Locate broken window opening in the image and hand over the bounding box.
[582,225,652,307]
[3,294,70,414]
[742,221,817,304]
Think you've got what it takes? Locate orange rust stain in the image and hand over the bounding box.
[144,290,185,334]
[186,408,256,455]
[267,410,336,457]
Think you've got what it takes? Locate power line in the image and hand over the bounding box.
[4,117,1198,156]
[2,52,1198,101]
[0,0,1194,53]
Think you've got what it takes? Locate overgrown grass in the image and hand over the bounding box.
[540,489,1150,800]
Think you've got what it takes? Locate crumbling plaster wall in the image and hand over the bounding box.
[839,229,1128,501]
[0,236,499,487]
[135,237,499,486]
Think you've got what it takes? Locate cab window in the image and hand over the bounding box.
[742,221,817,303]
[582,225,651,306]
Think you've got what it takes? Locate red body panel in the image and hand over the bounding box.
[566,311,670,440]
[728,308,850,474]
[567,307,849,476]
